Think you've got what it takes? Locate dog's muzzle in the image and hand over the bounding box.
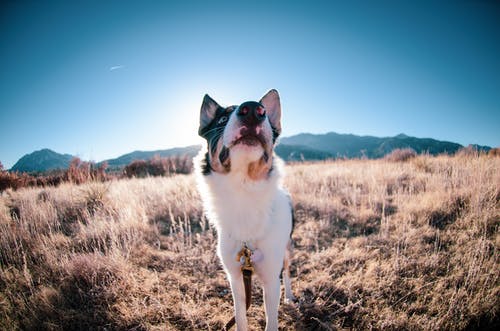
[237,101,266,126]
[231,101,268,147]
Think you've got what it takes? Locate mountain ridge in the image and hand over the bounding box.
[10,148,74,173]
[102,145,201,169]
[8,132,492,172]
[278,132,489,160]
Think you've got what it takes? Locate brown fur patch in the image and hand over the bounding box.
[247,153,273,181]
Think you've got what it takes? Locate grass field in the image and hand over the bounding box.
[1,154,498,330]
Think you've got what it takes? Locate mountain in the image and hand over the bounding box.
[274,144,333,161]
[9,146,201,173]
[101,145,201,169]
[9,133,492,173]
[278,132,490,160]
[10,149,73,173]
[279,132,383,159]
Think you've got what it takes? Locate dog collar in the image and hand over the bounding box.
[236,242,264,265]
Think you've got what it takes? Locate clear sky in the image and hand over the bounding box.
[1,0,499,169]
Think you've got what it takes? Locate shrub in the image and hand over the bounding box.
[0,170,38,192]
[67,158,108,184]
[124,155,193,178]
[0,155,196,192]
[455,145,487,157]
[488,147,500,157]
[0,158,110,192]
[384,148,417,162]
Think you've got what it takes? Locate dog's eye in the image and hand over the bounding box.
[217,116,228,124]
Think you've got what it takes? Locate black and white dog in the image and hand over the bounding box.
[195,89,294,331]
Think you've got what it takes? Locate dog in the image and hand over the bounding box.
[195,89,294,331]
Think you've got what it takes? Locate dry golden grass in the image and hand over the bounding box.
[1,154,498,330]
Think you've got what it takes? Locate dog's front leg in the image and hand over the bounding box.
[262,277,280,331]
[228,271,248,331]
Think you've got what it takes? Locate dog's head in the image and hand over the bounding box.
[198,89,281,179]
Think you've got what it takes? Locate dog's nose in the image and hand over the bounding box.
[237,101,266,126]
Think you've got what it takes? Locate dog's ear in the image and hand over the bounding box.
[199,94,221,136]
[260,89,281,134]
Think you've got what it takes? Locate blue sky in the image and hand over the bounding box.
[1,0,499,169]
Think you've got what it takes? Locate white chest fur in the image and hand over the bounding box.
[202,168,280,241]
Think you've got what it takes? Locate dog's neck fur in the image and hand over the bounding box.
[196,151,283,242]
[229,146,273,181]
